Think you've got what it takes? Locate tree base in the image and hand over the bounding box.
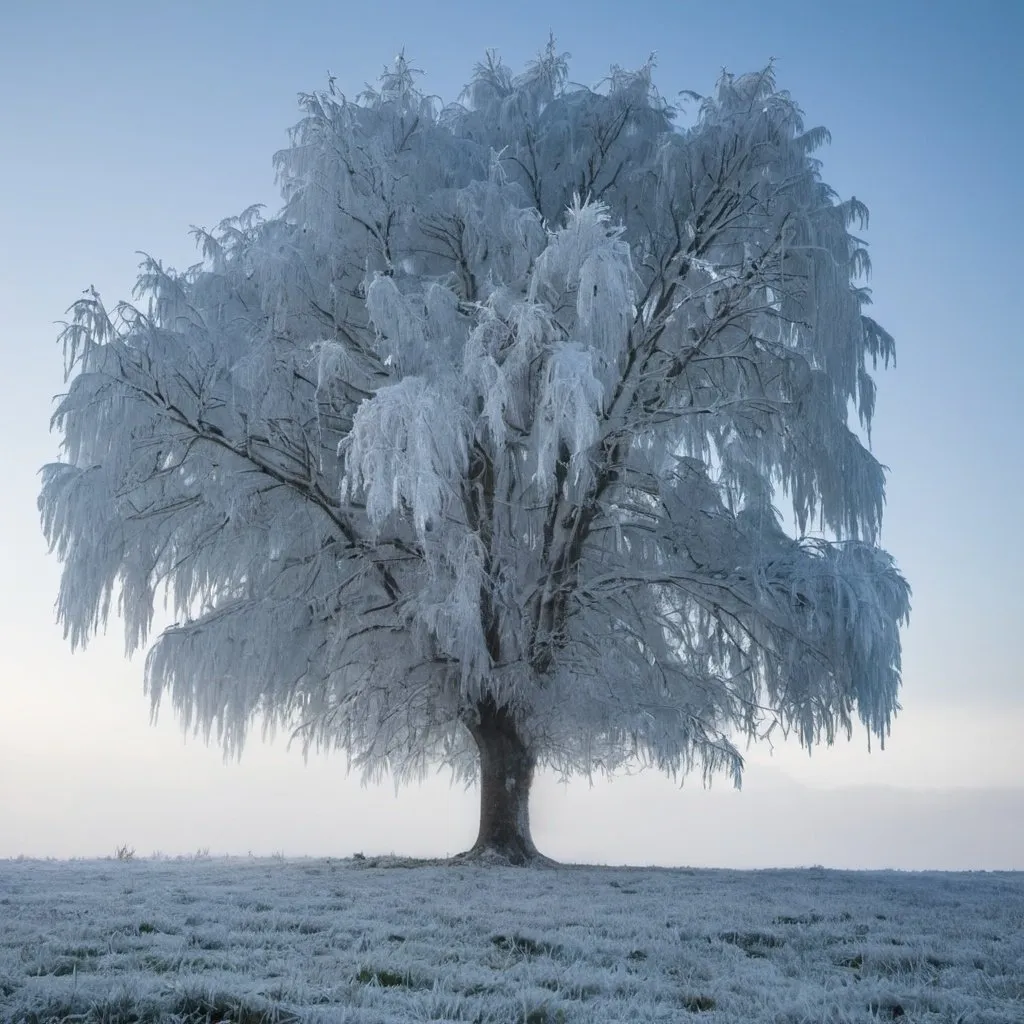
[450,842,558,867]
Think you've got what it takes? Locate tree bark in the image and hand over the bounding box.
[459,698,547,865]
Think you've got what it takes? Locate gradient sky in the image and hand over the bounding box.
[1,0,1021,869]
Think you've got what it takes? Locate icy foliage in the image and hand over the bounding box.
[41,47,909,791]
[2,858,1022,1023]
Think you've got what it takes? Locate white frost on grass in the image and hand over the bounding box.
[1,857,1021,1022]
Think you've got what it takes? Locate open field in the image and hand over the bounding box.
[1,856,1021,1023]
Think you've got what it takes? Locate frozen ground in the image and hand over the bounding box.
[1,856,1021,1023]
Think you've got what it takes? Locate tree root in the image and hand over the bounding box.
[449,843,559,868]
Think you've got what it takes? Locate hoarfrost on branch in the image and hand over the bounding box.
[41,47,910,811]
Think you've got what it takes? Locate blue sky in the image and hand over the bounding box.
[1,1,1021,867]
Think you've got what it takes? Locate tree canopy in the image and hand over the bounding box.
[41,43,910,861]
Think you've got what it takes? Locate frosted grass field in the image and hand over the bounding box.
[1,856,1021,1023]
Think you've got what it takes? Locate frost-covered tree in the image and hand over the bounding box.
[41,43,910,863]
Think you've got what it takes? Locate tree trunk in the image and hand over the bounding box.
[459,698,547,865]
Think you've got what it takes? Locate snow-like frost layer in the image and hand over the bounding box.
[1,857,1021,1022]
